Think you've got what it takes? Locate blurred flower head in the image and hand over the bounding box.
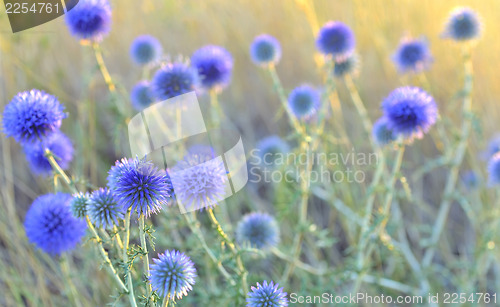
[256,135,290,168]
[108,158,172,217]
[23,131,74,176]
[2,89,66,144]
[333,52,360,77]
[372,117,396,147]
[247,280,288,307]
[151,62,198,101]
[130,35,162,65]
[236,212,279,250]
[70,192,89,219]
[65,0,112,41]
[382,86,438,141]
[316,21,355,58]
[250,34,282,66]
[170,150,227,211]
[87,188,124,229]
[488,153,500,185]
[149,250,197,301]
[288,84,321,120]
[461,170,479,189]
[485,134,500,158]
[392,37,432,73]
[130,81,154,111]
[191,45,233,91]
[443,7,482,41]
[24,193,87,255]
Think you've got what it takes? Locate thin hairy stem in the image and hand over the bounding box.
[422,45,474,268]
[207,208,248,296]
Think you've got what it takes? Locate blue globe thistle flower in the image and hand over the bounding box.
[250,34,282,66]
[333,52,360,77]
[443,7,482,41]
[316,21,355,58]
[486,134,500,158]
[462,170,479,189]
[256,135,290,167]
[151,62,198,101]
[24,193,87,255]
[191,45,233,91]
[488,153,500,185]
[372,117,396,147]
[108,158,172,216]
[65,0,112,41]
[170,151,227,211]
[236,212,279,250]
[149,250,197,301]
[2,89,66,144]
[392,37,432,73]
[87,188,124,229]
[247,281,288,307]
[130,81,154,111]
[130,35,162,65]
[288,85,321,120]
[70,192,89,218]
[23,132,74,176]
[381,86,438,141]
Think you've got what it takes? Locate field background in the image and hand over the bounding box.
[1,0,500,306]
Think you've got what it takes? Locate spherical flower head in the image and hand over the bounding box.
[130,81,154,111]
[236,212,279,250]
[392,37,432,73]
[486,134,500,158]
[65,0,112,41]
[288,85,321,120]
[462,170,479,189]
[2,89,66,144]
[149,250,197,301]
[247,281,288,307]
[24,193,87,255]
[316,21,355,58]
[443,7,482,41]
[191,45,233,91]
[372,117,396,146]
[151,62,198,101]
[488,153,500,185]
[70,192,89,218]
[256,135,290,168]
[23,131,74,176]
[87,188,124,229]
[333,52,360,77]
[250,34,282,66]
[130,35,162,65]
[108,158,172,217]
[170,150,227,211]
[381,86,438,141]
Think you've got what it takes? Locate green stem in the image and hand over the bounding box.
[207,208,248,296]
[92,42,116,93]
[44,149,129,294]
[422,45,473,268]
[139,214,152,298]
[282,140,313,281]
[267,65,305,136]
[353,142,405,292]
[124,210,138,307]
[183,213,236,285]
[60,255,83,307]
